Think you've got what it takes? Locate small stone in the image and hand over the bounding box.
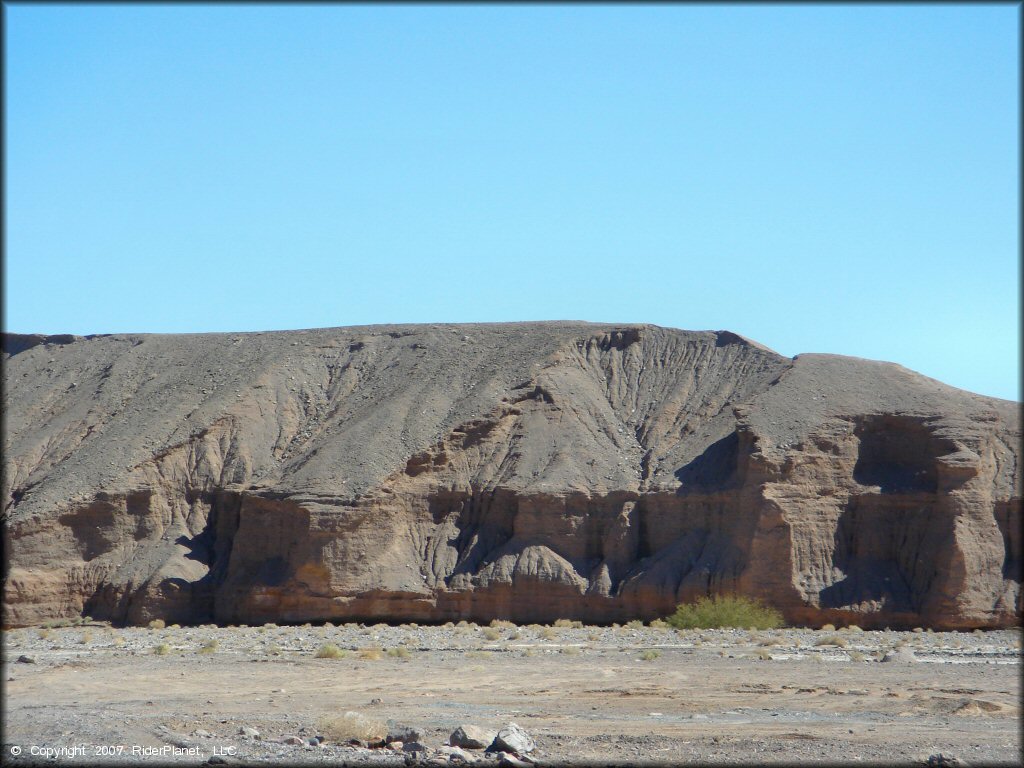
[16,655,36,664]
[238,726,260,739]
[206,757,227,766]
[488,723,535,755]
[369,697,383,705]
[403,741,428,752]
[281,735,304,746]
[450,725,496,750]
[194,729,213,738]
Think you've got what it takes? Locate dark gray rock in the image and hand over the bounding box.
[451,725,496,750]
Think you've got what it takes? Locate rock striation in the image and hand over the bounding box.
[2,322,1020,629]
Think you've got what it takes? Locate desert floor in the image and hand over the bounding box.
[2,621,1020,766]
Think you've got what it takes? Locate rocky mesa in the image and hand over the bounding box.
[2,322,1020,629]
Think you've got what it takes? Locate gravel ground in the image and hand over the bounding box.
[3,622,1021,766]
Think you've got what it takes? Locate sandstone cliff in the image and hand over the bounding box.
[2,323,1020,629]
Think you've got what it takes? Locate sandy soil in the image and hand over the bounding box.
[2,622,1020,766]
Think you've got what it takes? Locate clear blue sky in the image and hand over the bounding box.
[4,4,1020,401]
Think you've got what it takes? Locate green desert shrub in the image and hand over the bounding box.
[665,595,783,630]
[153,643,171,655]
[639,649,661,661]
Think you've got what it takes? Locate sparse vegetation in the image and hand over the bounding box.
[154,643,171,655]
[198,639,218,654]
[815,635,848,647]
[357,646,384,661]
[648,618,668,629]
[490,619,516,628]
[466,650,493,660]
[79,632,92,644]
[482,627,502,641]
[820,623,836,632]
[625,619,644,630]
[665,595,784,630]
[148,619,166,630]
[848,650,867,662]
[560,646,580,655]
[386,647,410,659]
[639,649,661,661]
[538,627,558,640]
[316,711,386,744]
[553,619,583,628]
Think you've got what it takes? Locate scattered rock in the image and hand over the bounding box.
[926,754,969,767]
[16,655,35,664]
[403,741,428,752]
[438,745,477,762]
[238,725,260,739]
[488,723,535,755]
[193,729,213,738]
[450,725,496,750]
[280,735,305,745]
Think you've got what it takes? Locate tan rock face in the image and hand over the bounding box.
[2,323,1020,628]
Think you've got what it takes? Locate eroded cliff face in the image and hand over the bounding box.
[3,323,1020,628]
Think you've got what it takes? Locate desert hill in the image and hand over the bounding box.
[2,322,1019,628]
